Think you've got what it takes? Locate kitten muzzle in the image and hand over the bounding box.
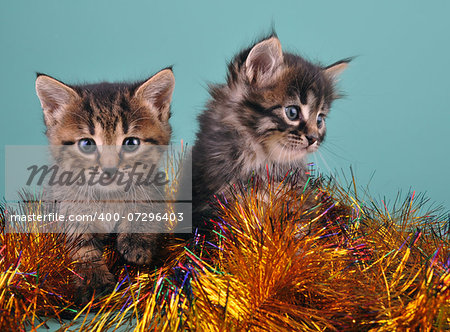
[305,135,318,146]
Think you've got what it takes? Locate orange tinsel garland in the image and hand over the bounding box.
[0,175,448,331]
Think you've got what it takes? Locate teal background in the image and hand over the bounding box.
[1,0,449,211]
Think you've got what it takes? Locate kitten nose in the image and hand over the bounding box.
[306,135,318,145]
[102,167,118,178]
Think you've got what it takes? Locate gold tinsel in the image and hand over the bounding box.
[0,172,449,331]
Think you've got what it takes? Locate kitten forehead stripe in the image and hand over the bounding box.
[96,116,105,129]
[81,98,97,135]
[88,120,95,135]
[113,116,119,131]
[120,110,129,135]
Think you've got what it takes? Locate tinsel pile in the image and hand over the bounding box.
[0,171,449,331]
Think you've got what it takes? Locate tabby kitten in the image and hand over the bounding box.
[35,68,175,300]
[192,35,349,215]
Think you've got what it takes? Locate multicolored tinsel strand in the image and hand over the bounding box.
[0,165,449,331]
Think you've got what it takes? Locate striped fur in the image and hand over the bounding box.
[35,68,175,302]
[37,70,173,147]
[192,35,349,216]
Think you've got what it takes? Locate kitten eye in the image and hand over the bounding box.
[122,137,140,152]
[317,114,325,128]
[285,106,300,121]
[78,138,97,154]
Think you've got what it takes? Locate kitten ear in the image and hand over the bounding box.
[134,68,175,122]
[324,59,351,80]
[35,74,78,126]
[245,37,283,85]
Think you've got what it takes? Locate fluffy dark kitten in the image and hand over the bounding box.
[192,35,349,216]
[35,68,175,301]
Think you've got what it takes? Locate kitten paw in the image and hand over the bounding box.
[117,234,155,265]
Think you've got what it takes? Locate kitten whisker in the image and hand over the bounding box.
[316,150,334,175]
[320,145,352,163]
